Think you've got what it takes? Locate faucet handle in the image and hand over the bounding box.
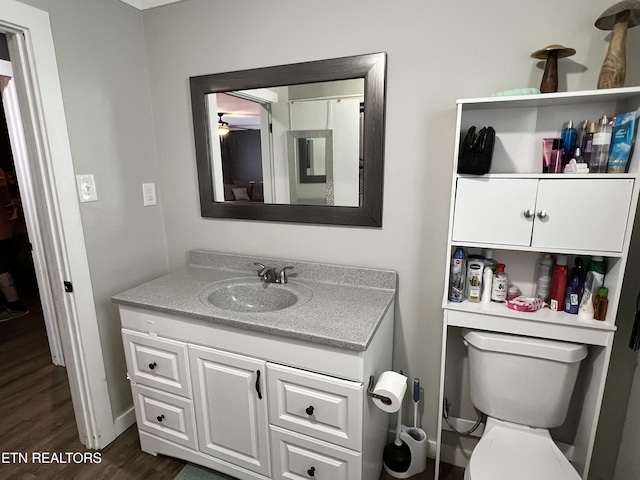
[278,266,295,284]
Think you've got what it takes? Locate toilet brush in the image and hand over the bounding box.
[383,403,411,473]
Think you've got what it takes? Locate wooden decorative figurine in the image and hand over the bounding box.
[531,45,576,93]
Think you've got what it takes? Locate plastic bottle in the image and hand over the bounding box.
[491,263,508,302]
[467,255,485,303]
[535,254,554,303]
[482,249,498,272]
[578,257,606,320]
[481,267,493,304]
[549,255,568,311]
[561,120,577,164]
[594,287,609,321]
[448,247,466,302]
[563,257,585,314]
[580,121,596,167]
[550,138,564,173]
[591,115,612,173]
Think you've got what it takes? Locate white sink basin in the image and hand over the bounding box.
[200,278,313,313]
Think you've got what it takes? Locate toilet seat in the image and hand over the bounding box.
[465,422,581,480]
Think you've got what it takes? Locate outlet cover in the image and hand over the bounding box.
[142,183,157,206]
[76,174,98,202]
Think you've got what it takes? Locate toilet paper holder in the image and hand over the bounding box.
[367,375,392,406]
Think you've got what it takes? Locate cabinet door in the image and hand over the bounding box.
[452,178,538,246]
[532,179,634,252]
[189,344,270,477]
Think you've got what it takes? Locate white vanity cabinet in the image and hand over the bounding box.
[118,303,393,480]
[436,87,640,479]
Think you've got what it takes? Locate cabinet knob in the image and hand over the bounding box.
[537,210,548,220]
[307,466,315,477]
[523,209,534,219]
[305,406,314,416]
[156,414,165,422]
[148,362,157,370]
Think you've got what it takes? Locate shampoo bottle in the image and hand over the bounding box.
[549,255,568,311]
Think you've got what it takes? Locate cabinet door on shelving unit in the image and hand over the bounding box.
[189,344,271,477]
[532,179,634,252]
[452,178,538,246]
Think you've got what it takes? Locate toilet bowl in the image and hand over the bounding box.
[462,329,587,480]
[463,417,580,480]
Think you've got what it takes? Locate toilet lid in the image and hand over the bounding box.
[467,426,581,480]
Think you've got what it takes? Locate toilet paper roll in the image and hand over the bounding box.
[371,371,407,413]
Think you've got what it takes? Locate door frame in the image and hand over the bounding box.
[0,0,115,449]
[1,58,65,367]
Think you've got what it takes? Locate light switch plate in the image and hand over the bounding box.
[76,174,98,202]
[142,183,157,206]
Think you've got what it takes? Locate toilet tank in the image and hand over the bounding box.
[463,329,587,428]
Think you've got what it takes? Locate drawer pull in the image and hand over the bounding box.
[156,414,165,422]
[523,209,534,219]
[307,466,315,477]
[255,370,263,399]
[305,406,314,416]
[537,210,548,220]
[148,362,157,370]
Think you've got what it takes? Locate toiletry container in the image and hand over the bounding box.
[467,255,485,303]
[481,267,493,304]
[463,330,586,480]
[449,248,467,302]
[591,115,612,173]
[550,255,568,311]
[535,254,554,303]
[563,257,585,314]
[561,120,577,164]
[578,257,606,321]
[580,121,596,167]
[594,287,609,321]
[491,264,508,302]
[550,139,564,173]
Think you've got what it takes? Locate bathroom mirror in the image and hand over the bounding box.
[190,52,386,226]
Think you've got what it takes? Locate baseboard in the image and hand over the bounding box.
[113,406,136,437]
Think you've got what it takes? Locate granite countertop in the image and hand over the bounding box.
[112,251,397,351]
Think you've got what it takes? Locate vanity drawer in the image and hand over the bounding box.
[122,329,191,397]
[267,363,363,451]
[132,384,197,450]
[270,426,361,480]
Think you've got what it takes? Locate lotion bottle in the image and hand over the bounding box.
[535,254,554,303]
[549,255,568,311]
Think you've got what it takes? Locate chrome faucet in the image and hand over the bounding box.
[254,263,294,284]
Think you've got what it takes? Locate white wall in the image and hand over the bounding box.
[18,0,168,419]
[141,1,640,478]
[13,0,640,477]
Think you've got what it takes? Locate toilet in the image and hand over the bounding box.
[462,329,587,480]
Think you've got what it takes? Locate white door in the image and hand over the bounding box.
[189,344,271,477]
[532,179,634,252]
[452,177,538,246]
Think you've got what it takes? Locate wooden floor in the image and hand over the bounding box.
[0,297,464,480]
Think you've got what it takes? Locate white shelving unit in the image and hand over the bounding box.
[435,87,640,479]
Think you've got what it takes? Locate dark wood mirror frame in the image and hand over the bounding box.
[189,52,387,227]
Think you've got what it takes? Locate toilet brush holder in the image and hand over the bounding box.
[383,425,428,478]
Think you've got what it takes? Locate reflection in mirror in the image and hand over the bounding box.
[288,130,333,205]
[190,52,386,226]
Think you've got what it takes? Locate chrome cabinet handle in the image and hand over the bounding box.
[523,209,534,219]
[537,210,548,220]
